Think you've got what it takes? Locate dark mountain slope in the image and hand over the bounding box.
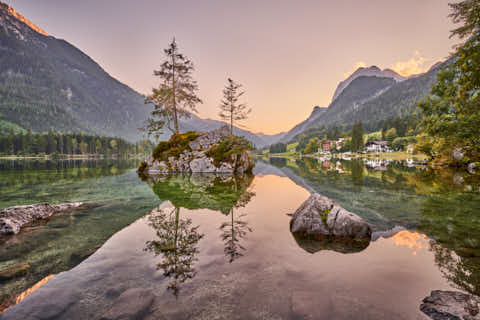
[0,2,151,141]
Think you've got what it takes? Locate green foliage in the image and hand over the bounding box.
[365,131,382,143]
[392,137,409,150]
[205,135,252,168]
[418,0,480,164]
[304,138,319,154]
[269,143,287,154]
[0,25,150,141]
[151,174,255,214]
[385,128,398,144]
[0,130,148,157]
[145,39,202,137]
[152,131,200,161]
[350,121,364,152]
[219,78,251,135]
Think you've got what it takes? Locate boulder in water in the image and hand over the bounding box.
[290,193,371,239]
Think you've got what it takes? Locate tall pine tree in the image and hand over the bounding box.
[145,39,202,138]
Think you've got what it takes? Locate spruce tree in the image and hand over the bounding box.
[219,78,251,136]
[145,39,202,138]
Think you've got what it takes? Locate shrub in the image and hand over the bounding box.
[152,131,200,161]
[205,136,252,167]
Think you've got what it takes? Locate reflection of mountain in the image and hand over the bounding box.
[148,174,254,214]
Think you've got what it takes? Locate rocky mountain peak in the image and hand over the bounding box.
[0,1,48,37]
[331,65,405,103]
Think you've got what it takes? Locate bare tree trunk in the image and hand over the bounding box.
[230,105,233,136]
[172,52,179,134]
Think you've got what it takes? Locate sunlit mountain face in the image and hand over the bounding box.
[0,2,47,36]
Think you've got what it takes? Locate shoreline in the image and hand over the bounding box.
[0,155,146,160]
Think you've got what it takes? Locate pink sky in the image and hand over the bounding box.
[5,0,458,134]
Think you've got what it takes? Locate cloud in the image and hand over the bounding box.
[390,51,441,77]
[343,61,367,78]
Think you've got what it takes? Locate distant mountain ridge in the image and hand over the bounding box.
[332,66,405,103]
[280,62,446,143]
[0,2,281,147]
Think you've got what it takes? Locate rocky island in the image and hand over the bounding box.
[138,126,255,176]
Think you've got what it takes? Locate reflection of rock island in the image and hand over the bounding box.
[145,173,255,295]
[148,173,255,214]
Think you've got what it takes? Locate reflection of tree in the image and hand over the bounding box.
[350,159,364,187]
[420,193,480,296]
[220,209,252,262]
[269,157,287,167]
[430,243,480,296]
[145,173,256,293]
[145,206,204,296]
[219,179,255,263]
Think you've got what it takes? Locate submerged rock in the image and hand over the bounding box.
[0,202,84,236]
[290,193,371,239]
[101,288,155,320]
[0,262,31,280]
[420,290,480,320]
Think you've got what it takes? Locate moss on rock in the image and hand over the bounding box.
[205,136,252,168]
[152,131,200,162]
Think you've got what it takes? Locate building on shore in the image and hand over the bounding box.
[365,141,390,153]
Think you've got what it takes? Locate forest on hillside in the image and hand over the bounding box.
[0,130,153,157]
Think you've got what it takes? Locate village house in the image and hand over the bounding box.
[321,141,331,152]
[335,138,345,150]
[365,141,390,153]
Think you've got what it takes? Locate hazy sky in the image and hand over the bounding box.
[5,0,458,134]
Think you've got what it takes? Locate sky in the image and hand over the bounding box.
[4,0,458,134]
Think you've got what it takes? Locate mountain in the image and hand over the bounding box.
[331,66,405,103]
[280,63,446,143]
[280,106,327,143]
[171,114,283,148]
[0,2,152,141]
[0,2,280,147]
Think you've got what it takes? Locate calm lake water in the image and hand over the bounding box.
[0,158,479,319]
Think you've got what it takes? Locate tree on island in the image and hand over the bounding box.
[418,0,480,162]
[144,39,202,139]
[219,78,251,136]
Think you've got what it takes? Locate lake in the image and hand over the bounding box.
[0,158,479,319]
